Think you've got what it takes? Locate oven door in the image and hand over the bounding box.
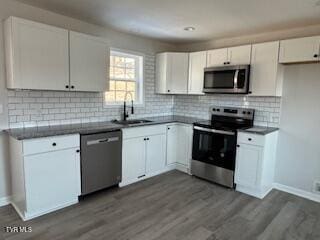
[203,65,250,94]
[192,126,237,171]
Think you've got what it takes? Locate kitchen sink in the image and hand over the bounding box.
[112,119,153,126]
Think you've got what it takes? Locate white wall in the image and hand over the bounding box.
[0,0,176,203]
[275,64,320,194]
[177,24,320,51]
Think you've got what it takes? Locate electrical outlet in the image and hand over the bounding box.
[313,181,320,194]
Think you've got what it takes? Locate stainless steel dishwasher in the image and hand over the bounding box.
[80,130,122,195]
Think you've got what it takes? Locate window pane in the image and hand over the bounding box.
[106,51,143,105]
[114,56,125,67]
[126,82,136,91]
[125,68,135,80]
[129,91,135,100]
[116,81,126,91]
[116,91,126,101]
[125,58,135,68]
[109,80,115,91]
[114,67,125,79]
[110,56,115,66]
[109,67,114,79]
[105,91,115,102]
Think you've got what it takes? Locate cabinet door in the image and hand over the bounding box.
[168,53,189,94]
[24,148,80,213]
[122,137,146,182]
[5,17,69,90]
[279,36,320,63]
[206,48,228,67]
[166,125,179,165]
[146,134,166,174]
[188,51,206,95]
[70,31,109,92]
[176,125,192,166]
[250,41,281,96]
[228,45,251,65]
[235,144,263,188]
[166,124,192,167]
[155,53,168,94]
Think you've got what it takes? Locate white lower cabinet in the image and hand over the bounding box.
[122,137,146,183]
[121,125,167,186]
[9,134,81,221]
[166,123,193,173]
[146,134,167,174]
[235,131,278,199]
[121,123,193,186]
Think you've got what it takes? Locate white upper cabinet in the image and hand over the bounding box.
[206,48,228,67]
[279,36,320,63]
[228,45,252,65]
[4,17,69,91]
[156,52,189,94]
[188,51,207,95]
[250,41,283,96]
[206,45,251,67]
[69,31,109,92]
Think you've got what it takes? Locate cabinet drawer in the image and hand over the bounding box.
[122,124,166,139]
[23,134,79,155]
[237,132,265,146]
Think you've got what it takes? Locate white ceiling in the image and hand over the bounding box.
[15,0,320,43]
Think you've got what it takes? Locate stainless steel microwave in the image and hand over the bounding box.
[203,65,250,94]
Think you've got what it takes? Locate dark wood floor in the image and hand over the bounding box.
[1,170,320,240]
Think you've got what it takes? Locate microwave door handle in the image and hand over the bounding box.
[234,69,239,88]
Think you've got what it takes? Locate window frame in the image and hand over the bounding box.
[104,48,144,107]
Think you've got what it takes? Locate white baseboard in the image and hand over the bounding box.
[24,199,79,221]
[236,185,273,199]
[119,164,191,188]
[119,165,176,187]
[273,183,320,203]
[0,196,11,207]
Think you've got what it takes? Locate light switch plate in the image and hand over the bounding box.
[0,104,3,114]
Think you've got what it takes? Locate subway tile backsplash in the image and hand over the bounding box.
[7,54,174,128]
[173,95,281,127]
[7,54,281,128]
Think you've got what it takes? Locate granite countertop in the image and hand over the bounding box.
[238,126,279,135]
[4,115,205,140]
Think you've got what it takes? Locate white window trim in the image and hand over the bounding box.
[104,48,145,108]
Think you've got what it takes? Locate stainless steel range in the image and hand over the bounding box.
[191,106,254,188]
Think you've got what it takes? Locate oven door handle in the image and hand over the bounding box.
[194,126,235,136]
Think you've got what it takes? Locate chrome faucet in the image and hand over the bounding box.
[123,92,134,121]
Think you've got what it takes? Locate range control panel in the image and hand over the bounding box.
[211,106,254,120]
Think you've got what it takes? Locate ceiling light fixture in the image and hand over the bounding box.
[184,26,195,31]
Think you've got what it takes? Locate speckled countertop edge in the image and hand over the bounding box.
[237,126,279,135]
[4,115,205,140]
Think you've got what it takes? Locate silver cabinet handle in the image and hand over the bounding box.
[193,126,235,136]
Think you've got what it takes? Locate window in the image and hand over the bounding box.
[105,50,143,105]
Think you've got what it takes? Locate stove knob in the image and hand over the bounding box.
[242,111,246,114]
[217,109,220,112]
[212,108,216,111]
[248,112,251,115]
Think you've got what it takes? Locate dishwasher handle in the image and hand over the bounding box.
[87,137,120,146]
